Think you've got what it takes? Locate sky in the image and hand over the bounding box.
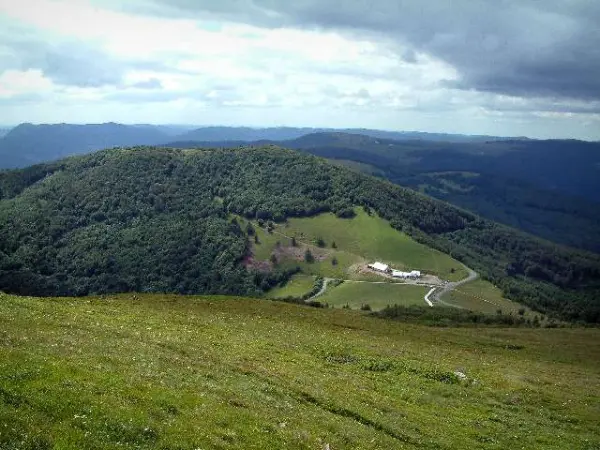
[0,0,599,139]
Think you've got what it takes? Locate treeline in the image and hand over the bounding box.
[286,136,600,253]
[0,146,599,322]
[374,305,563,328]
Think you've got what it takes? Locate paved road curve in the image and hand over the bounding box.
[431,265,479,306]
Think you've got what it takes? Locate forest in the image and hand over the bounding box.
[165,133,600,253]
[1,145,599,322]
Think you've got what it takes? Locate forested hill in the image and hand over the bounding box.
[1,146,599,322]
[166,133,600,253]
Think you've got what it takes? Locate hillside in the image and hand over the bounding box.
[1,146,599,321]
[3,123,598,253]
[1,293,599,449]
[250,209,467,282]
[170,133,600,253]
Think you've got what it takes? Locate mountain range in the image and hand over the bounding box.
[1,123,599,256]
[167,132,600,253]
[0,123,526,169]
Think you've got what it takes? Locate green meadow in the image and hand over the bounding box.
[0,293,599,449]
[318,282,429,311]
[445,279,535,316]
[248,208,467,282]
[267,274,316,299]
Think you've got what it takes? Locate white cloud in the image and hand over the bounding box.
[0,0,598,139]
[0,69,53,97]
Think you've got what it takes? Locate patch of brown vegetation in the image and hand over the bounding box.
[274,244,330,262]
[243,255,272,272]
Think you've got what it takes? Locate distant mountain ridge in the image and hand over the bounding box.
[0,123,527,169]
[0,123,171,168]
[2,123,599,254]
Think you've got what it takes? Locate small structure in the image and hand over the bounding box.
[392,270,421,279]
[368,262,389,273]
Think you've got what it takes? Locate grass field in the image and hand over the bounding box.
[0,293,599,449]
[319,282,429,310]
[249,208,467,282]
[283,209,467,281]
[267,274,316,298]
[445,279,535,316]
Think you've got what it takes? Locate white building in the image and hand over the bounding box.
[392,270,421,279]
[368,262,389,272]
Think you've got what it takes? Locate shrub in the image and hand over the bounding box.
[304,249,314,263]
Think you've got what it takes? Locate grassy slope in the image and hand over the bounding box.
[268,274,316,298]
[319,282,429,310]
[284,209,467,281]
[1,293,599,449]
[251,209,467,282]
[250,210,520,313]
[445,279,535,316]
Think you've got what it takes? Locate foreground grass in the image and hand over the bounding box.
[1,293,599,449]
[319,282,429,311]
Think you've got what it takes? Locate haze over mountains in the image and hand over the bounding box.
[0,123,529,169]
[2,1,600,447]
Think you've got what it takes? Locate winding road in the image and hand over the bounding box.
[310,278,332,299]
[430,266,478,306]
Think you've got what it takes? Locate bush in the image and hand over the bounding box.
[304,249,314,263]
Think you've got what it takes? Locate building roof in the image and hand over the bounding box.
[369,262,389,272]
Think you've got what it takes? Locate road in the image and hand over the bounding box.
[310,277,332,299]
[264,225,478,307]
[424,288,436,307]
[430,265,478,305]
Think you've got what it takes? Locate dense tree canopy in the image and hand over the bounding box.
[1,146,599,322]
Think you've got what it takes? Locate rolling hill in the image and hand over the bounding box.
[1,145,599,322]
[3,123,598,255]
[167,133,600,253]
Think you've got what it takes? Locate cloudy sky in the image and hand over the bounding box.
[1,0,599,139]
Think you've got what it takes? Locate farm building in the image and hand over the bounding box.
[368,262,389,273]
[392,270,421,279]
